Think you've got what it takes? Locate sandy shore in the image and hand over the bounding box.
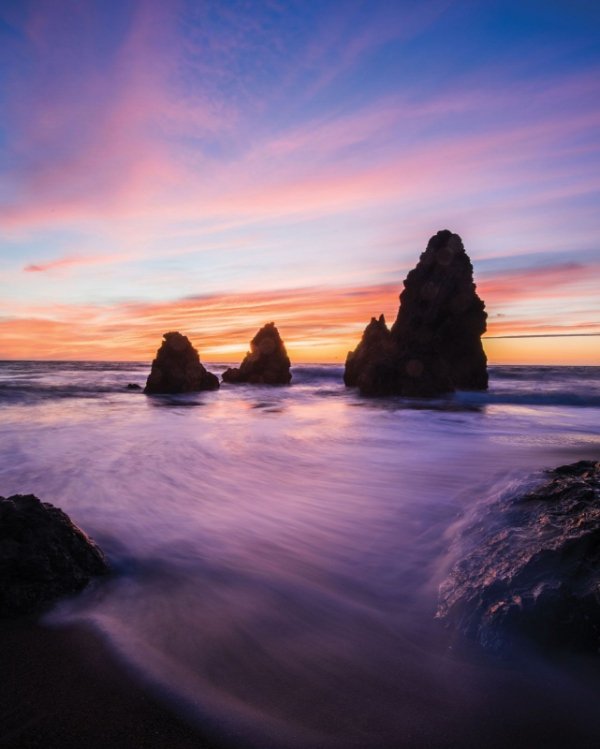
[0,619,226,749]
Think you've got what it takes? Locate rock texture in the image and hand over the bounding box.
[343,315,398,396]
[0,494,108,618]
[344,230,488,396]
[222,323,291,385]
[437,460,600,654]
[144,331,219,394]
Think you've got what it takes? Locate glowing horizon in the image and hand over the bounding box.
[1,1,599,365]
[1,270,598,365]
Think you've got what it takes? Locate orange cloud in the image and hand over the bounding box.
[1,263,598,364]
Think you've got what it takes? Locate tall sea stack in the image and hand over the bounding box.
[222,322,292,385]
[144,332,220,394]
[344,230,488,396]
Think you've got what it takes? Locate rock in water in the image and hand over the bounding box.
[222,323,292,385]
[343,315,398,395]
[437,461,600,654]
[0,494,108,618]
[144,331,219,394]
[391,230,488,391]
[344,230,488,396]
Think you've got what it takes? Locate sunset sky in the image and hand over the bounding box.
[1,0,599,364]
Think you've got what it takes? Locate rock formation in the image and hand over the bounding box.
[222,322,292,385]
[343,314,398,396]
[437,460,600,654]
[144,331,219,394]
[0,494,108,618]
[344,230,488,396]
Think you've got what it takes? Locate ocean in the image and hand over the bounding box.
[1,361,599,748]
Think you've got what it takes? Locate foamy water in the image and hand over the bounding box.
[1,362,599,747]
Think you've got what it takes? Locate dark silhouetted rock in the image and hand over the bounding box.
[222,323,291,385]
[126,383,141,390]
[343,315,399,395]
[0,494,108,618]
[437,460,600,654]
[344,230,487,396]
[144,331,219,394]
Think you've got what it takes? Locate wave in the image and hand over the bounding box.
[0,382,122,402]
[290,365,344,384]
[457,390,600,408]
[1,361,598,408]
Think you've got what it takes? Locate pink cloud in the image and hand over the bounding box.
[24,256,88,273]
[22,251,132,273]
[479,262,598,305]
[2,0,599,299]
[1,0,231,231]
[2,45,598,245]
[2,257,598,362]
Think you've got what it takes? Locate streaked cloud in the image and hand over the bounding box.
[1,258,598,363]
[0,1,599,364]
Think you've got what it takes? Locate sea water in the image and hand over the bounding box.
[0,362,599,748]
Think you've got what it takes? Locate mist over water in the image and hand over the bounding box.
[1,362,599,747]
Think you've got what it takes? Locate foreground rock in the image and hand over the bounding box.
[222,322,292,385]
[437,460,600,654]
[0,494,108,617]
[144,331,219,394]
[344,230,488,396]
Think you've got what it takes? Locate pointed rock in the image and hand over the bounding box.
[222,322,292,385]
[344,230,488,396]
[344,314,397,394]
[144,332,219,394]
[391,230,488,391]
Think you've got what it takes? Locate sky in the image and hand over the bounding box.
[0,0,599,364]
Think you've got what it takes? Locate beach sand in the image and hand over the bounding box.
[0,620,223,749]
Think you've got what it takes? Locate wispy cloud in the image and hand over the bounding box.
[2,256,598,362]
[479,262,596,304]
[1,1,599,364]
[23,254,112,273]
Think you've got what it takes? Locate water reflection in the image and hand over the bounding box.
[1,362,599,747]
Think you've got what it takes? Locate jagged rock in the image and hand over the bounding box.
[437,460,600,654]
[0,494,108,618]
[344,230,487,396]
[144,331,219,394]
[126,383,141,390]
[343,315,398,395]
[222,323,291,385]
[391,230,488,390]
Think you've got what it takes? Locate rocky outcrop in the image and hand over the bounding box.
[343,315,398,396]
[437,460,600,654]
[222,323,291,385]
[344,230,488,396]
[0,494,108,618]
[144,332,219,394]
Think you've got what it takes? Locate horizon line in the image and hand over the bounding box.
[483,333,600,339]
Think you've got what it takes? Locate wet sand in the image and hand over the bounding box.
[0,620,225,749]
[2,619,600,748]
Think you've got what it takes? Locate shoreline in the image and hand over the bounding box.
[1,363,598,748]
[0,618,226,749]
